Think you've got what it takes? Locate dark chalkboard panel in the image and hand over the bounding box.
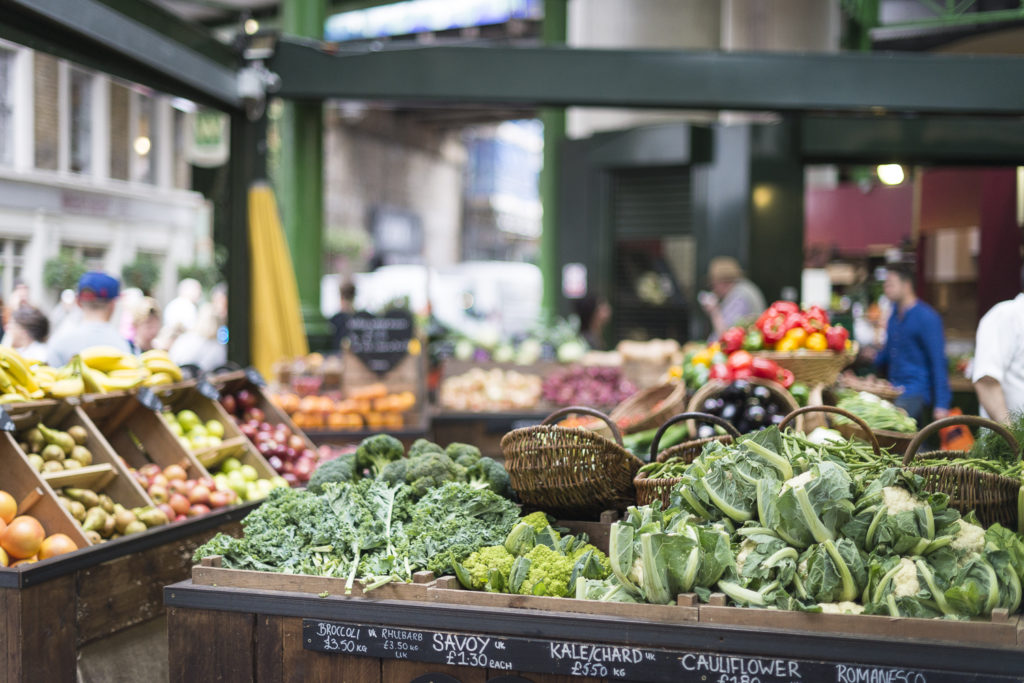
[346,312,413,375]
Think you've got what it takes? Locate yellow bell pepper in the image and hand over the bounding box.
[783,327,808,347]
[775,337,801,352]
[692,349,714,367]
[805,332,828,352]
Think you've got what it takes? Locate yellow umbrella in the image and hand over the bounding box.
[248,183,308,377]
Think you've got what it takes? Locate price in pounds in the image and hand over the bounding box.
[571,662,609,678]
[321,637,368,655]
[716,676,761,683]
[383,640,419,652]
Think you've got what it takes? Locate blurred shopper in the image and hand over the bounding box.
[210,282,229,345]
[128,297,162,354]
[49,288,79,336]
[46,272,130,367]
[3,280,30,326]
[169,303,227,372]
[972,289,1024,422]
[330,281,357,351]
[574,295,612,351]
[701,257,765,339]
[875,266,951,427]
[163,278,202,334]
[5,306,49,362]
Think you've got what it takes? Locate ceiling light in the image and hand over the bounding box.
[244,19,260,35]
[876,164,905,186]
[133,136,151,156]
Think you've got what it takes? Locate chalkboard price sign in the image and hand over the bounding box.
[303,620,1003,683]
[0,405,15,432]
[346,312,413,375]
[135,386,164,412]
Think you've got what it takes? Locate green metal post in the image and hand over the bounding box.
[278,0,331,347]
[539,0,567,321]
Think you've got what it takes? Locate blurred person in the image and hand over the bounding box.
[574,295,612,351]
[330,281,357,351]
[701,256,766,339]
[210,282,229,345]
[128,297,162,354]
[117,287,145,341]
[875,265,951,427]
[168,303,227,372]
[3,280,30,326]
[5,306,49,362]
[163,278,202,333]
[46,272,130,367]
[49,288,79,335]
[972,287,1024,423]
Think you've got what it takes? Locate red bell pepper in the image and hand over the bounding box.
[784,311,808,333]
[771,301,799,316]
[777,368,795,389]
[804,306,830,333]
[720,326,746,355]
[726,350,753,373]
[750,356,780,380]
[826,324,849,352]
[757,307,788,345]
[709,364,734,382]
[733,367,753,380]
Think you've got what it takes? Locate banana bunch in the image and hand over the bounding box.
[0,347,46,403]
[41,346,185,397]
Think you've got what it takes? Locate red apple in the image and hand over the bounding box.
[157,503,175,520]
[280,460,294,474]
[197,477,216,491]
[281,472,299,486]
[220,394,237,415]
[293,456,316,480]
[189,485,211,506]
[164,464,187,481]
[288,434,305,451]
[149,473,169,489]
[167,479,191,496]
[237,389,257,410]
[148,485,169,504]
[209,490,232,508]
[139,463,162,480]
[188,503,211,517]
[169,493,190,516]
[174,514,188,523]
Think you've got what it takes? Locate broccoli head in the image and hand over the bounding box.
[518,544,574,597]
[356,434,405,477]
[465,456,512,498]
[377,458,408,486]
[445,442,482,469]
[405,451,465,497]
[457,545,515,590]
[308,453,358,493]
[408,438,444,458]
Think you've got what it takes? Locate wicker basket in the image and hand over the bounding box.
[609,382,687,435]
[501,406,644,517]
[755,343,858,386]
[903,416,1021,528]
[834,422,914,457]
[637,412,742,505]
[778,405,881,456]
[837,374,903,402]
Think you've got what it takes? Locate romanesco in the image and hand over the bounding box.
[570,543,612,577]
[519,544,574,597]
[521,511,553,532]
[459,545,515,590]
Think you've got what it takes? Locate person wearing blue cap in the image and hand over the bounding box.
[46,272,131,367]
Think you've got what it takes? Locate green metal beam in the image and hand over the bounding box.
[268,39,1024,115]
[2,0,241,109]
[801,114,1024,164]
[539,0,566,321]
[277,0,330,348]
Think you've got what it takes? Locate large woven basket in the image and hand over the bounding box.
[684,377,801,445]
[903,416,1021,528]
[609,382,687,435]
[501,406,644,517]
[638,412,741,506]
[838,374,903,402]
[778,405,881,457]
[834,422,914,457]
[755,343,858,386]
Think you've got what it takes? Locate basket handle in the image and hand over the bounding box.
[651,412,741,461]
[903,415,1019,465]
[778,405,881,456]
[542,406,624,445]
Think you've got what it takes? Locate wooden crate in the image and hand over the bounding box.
[80,393,210,482]
[211,370,318,454]
[18,405,154,513]
[193,555,435,601]
[427,576,699,625]
[0,430,92,550]
[698,593,1024,649]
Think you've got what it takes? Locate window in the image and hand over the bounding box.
[109,82,131,181]
[0,49,13,166]
[0,238,28,299]
[131,92,157,184]
[61,244,106,273]
[33,53,59,171]
[69,69,93,174]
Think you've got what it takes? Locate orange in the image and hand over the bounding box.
[38,533,79,560]
[0,490,16,525]
[2,515,45,559]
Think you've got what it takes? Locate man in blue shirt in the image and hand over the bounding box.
[875,265,951,427]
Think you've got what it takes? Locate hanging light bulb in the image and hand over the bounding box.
[876,164,905,186]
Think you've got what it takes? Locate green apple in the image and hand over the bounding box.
[206,420,225,439]
[187,425,208,440]
[168,421,184,437]
[178,436,191,451]
[270,476,289,489]
[221,457,242,473]
[240,464,259,482]
[177,410,200,433]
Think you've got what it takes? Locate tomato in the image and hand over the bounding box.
[38,533,78,560]
[1,516,45,560]
[0,490,16,525]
